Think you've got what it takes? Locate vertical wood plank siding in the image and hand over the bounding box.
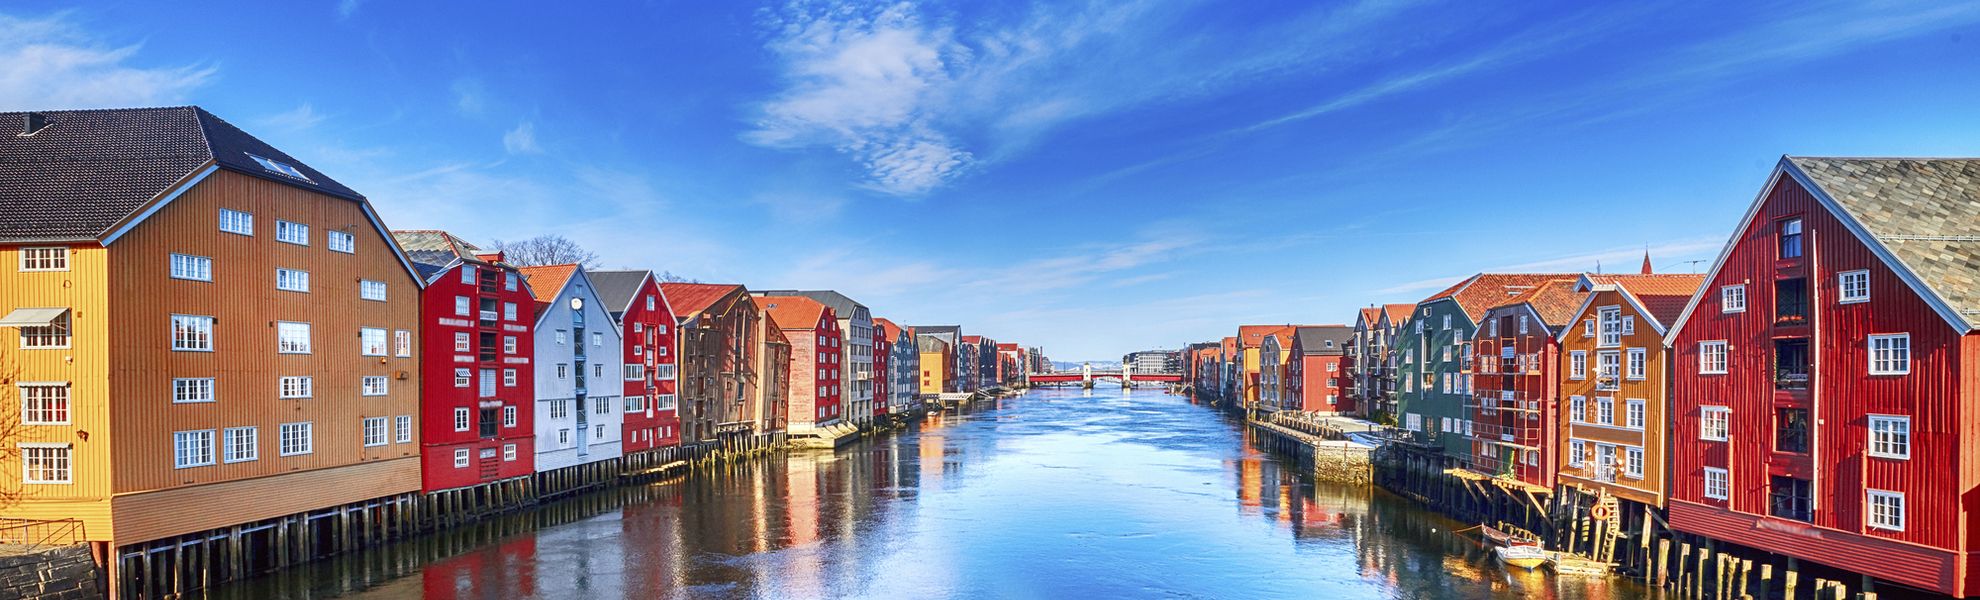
[0,245,115,535]
[1557,289,1668,506]
[1669,173,1970,593]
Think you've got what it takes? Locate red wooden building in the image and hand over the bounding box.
[1463,279,1584,490]
[758,295,843,427]
[391,231,537,491]
[872,320,890,418]
[590,270,681,452]
[1665,157,1980,597]
[1286,326,1353,413]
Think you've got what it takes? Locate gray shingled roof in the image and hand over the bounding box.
[1789,157,1980,329]
[391,230,504,283]
[1293,326,1353,355]
[588,270,653,316]
[0,107,364,242]
[752,290,866,320]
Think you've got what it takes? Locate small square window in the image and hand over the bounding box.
[327,230,356,254]
[276,268,310,292]
[170,254,211,281]
[1721,285,1746,313]
[1703,467,1729,500]
[1868,490,1905,531]
[277,322,312,353]
[1869,334,1910,375]
[1868,415,1910,459]
[274,220,309,246]
[1700,406,1730,441]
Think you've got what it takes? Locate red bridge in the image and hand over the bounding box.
[1027,369,1183,386]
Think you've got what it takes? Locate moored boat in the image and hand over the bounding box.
[1476,525,1547,569]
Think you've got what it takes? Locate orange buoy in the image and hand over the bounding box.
[1589,504,1615,521]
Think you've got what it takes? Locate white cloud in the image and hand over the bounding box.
[258,103,325,131]
[502,121,541,153]
[337,0,365,19]
[451,78,484,115]
[0,12,213,111]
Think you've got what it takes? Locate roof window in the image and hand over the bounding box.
[246,153,312,182]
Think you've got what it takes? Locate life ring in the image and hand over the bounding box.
[1589,504,1615,521]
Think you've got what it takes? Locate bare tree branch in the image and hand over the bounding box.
[489,235,602,269]
[655,271,701,284]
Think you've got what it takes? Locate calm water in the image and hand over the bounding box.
[202,387,1657,600]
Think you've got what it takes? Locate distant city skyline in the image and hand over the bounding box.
[5,1,1978,358]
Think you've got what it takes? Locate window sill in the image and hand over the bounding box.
[1867,453,1909,460]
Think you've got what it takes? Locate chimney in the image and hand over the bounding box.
[23,112,47,136]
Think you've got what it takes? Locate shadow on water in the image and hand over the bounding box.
[195,388,1664,600]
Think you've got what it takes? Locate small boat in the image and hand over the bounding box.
[1545,551,1612,576]
[1477,525,1547,570]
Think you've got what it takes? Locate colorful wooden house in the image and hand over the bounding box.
[1396,274,1562,458]
[588,270,681,453]
[657,283,762,444]
[1665,157,1980,597]
[1463,278,1584,491]
[517,264,623,473]
[1287,326,1353,413]
[1554,272,1702,510]
[759,295,844,429]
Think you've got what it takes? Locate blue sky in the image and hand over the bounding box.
[5,1,1979,360]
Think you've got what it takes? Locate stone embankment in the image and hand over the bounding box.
[0,545,100,600]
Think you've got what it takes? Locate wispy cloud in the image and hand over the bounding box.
[258,103,326,131]
[451,78,485,115]
[337,0,365,20]
[0,12,213,111]
[502,121,540,153]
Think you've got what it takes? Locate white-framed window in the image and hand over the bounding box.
[454,368,471,387]
[1442,315,1451,329]
[279,376,313,398]
[275,268,310,292]
[654,393,678,410]
[556,331,567,346]
[626,395,647,413]
[1519,315,1529,335]
[594,363,604,378]
[172,314,214,351]
[503,405,517,427]
[1569,351,1586,379]
[18,310,71,349]
[1703,467,1729,499]
[1625,446,1643,478]
[454,332,471,352]
[1598,307,1622,347]
[222,427,257,463]
[1839,270,1870,304]
[461,265,476,285]
[360,280,387,301]
[1597,397,1615,425]
[1868,415,1910,459]
[363,417,388,447]
[1597,351,1622,390]
[395,415,412,443]
[20,444,71,484]
[504,444,517,461]
[1568,439,1586,466]
[454,407,471,432]
[503,368,517,386]
[550,400,568,419]
[362,376,388,396]
[1699,341,1728,374]
[396,330,412,357]
[218,208,254,235]
[20,384,69,425]
[595,396,610,415]
[275,220,309,245]
[625,364,645,380]
[646,296,656,311]
[1869,334,1910,375]
[1700,406,1730,441]
[18,246,67,271]
[505,272,517,291]
[277,322,311,353]
[173,430,216,468]
[1722,284,1746,313]
[455,296,470,316]
[504,302,517,321]
[173,378,215,403]
[1626,398,1645,429]
[500,335,515,354]
[1626,348,1646,380]
[1583,318,1595,338]
[170,253,211,281]
[1622,316,1635,335]
[327,230,356,253]
[1406,413,1421,431]
[362,327,388,356]
[1867,490,1905,531]
[454,448,470,468]
[558,429,571,446]
[593,332,603,347]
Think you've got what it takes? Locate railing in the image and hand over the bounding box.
[1465,390,1543,412]
[1467,421,1544,444]
[479,310,499,323]
[1458,452,1518,478]
[0,518,84,549]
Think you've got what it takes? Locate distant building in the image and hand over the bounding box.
[751,291,875,424]
[757,295,844,429]
[1122,350,1181,374]
[1286,326,1353,413]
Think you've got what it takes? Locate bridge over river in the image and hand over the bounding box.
[1027,363,1182,387]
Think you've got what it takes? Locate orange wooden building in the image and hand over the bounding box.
[1554,272,1702,509]
[0,108,424,555]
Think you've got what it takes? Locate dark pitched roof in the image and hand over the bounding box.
[391,230,516,283]
[587,270,653,315]
[751,290,867,320]
[1293,326,1353,355]
[1788,157,1980,328]
[0,106,363,242]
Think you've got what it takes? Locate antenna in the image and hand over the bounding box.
[1683,260,1707,273]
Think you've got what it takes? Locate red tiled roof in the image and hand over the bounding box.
[874,317,903,340]
[757,295,833,331]
[961,335,983,344]
[1358,308,1381,326]
[658,283,742,318]
[1381,303,1415,324]
[1495,279,1585,326]
[1238,325,1300,349]
[1427,273,1574,322]
[516,264,580,319]
[1587,274,1707,328]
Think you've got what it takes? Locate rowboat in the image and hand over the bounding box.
[1478,525,1547,569]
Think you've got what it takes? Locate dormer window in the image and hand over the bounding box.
[246,153,312,182]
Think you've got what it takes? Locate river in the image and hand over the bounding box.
[197,387,1659,600]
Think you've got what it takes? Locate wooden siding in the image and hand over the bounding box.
[105,171,424,503]
[1670,500,1956,594]
[418,260,536,491]
[1557,288,1669,506]
[1669,173,1971,592]
[110,456,419,545]
[0,244,113,538]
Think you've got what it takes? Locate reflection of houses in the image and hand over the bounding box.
[1665,158,1980,597]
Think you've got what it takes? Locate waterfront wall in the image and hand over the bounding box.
[0,545,101,600]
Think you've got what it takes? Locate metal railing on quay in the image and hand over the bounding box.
[0,518,84,550]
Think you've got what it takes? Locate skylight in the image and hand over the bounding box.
[247,153,312,182]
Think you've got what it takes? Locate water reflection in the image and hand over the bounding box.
[200,387,1657,600]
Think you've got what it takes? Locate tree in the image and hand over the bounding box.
[655,271,700,284]
[489,235,602,269]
